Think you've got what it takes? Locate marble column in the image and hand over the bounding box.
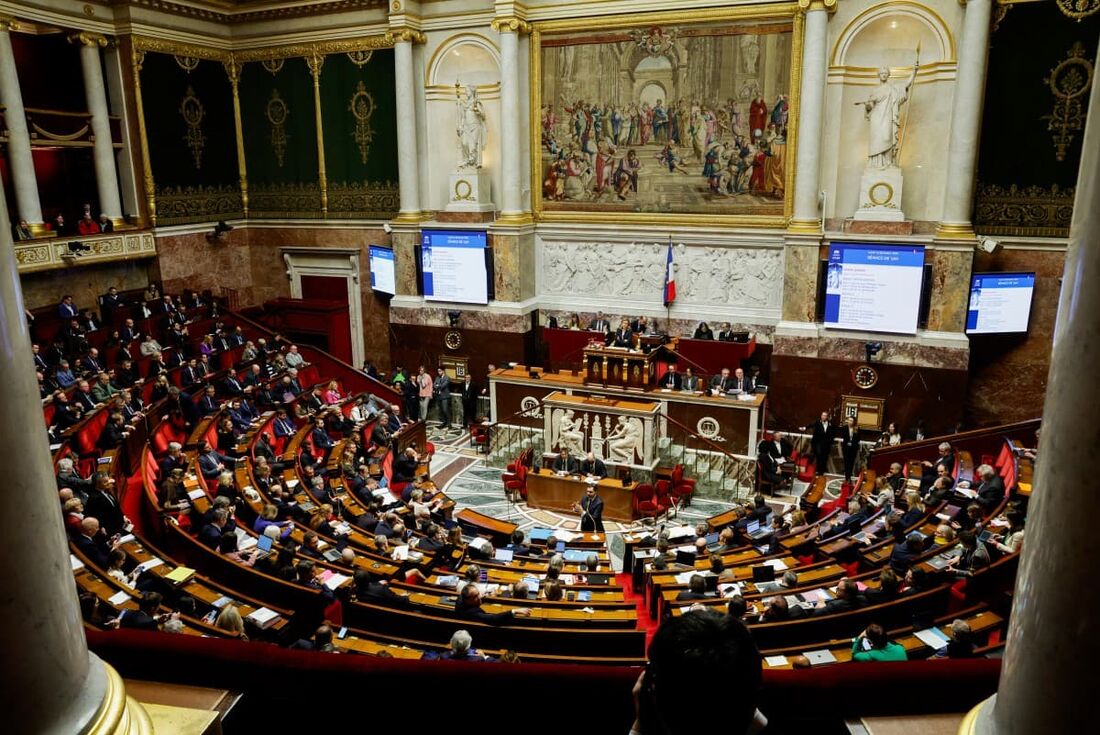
[967,38,1100,735]
[0,189,149,732]
[73,32,124,225]
[935,0,992,239]
[494,17,529,224]
[789,0,834,233]
[390,29,426,222]
[0,18,46,235]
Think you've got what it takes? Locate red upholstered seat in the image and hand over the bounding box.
[653,480,675,514]
[504,464,528,501]
[670,464,695,506]
[633,483,659,522]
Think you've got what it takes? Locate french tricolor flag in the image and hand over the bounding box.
[663,242,676,306]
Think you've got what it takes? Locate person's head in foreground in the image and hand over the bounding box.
[633,610,762,734]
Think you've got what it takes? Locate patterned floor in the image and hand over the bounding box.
[425,423,745,569]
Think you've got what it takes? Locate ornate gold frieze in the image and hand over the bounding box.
[384,28,427,44]
[174,55,201,73]
[179,85,206,168]
[973,182,1075,236]
[266,89,290,167]
[248,181,325,217]
[348,81,376,165]
[326,180,400,217]
[1043,41,1094,162]
[120,0,388,25]
[155,184,243,225]
[131,35,393,65]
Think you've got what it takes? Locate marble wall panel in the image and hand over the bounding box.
[925,248,973,333]
[781,240,819,322]
[772,333,969,371]
[965,247,1064,426]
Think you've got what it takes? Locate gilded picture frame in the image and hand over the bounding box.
[529,3,804,228]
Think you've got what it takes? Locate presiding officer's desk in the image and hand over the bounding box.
[490,366,765,455]
[526,468,636,522]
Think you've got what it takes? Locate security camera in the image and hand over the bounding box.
[864,341,883,363]
[383,223,393,235]
[206,221,233,243]
[447,310,461,327]
[977,237,1001,254]
[67,241,91,254]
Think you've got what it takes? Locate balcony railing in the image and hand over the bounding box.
[14,229,156,273]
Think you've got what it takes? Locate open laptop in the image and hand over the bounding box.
[253,533,275,560]
[746,519,774,540]
[493,548,514,563]
[751,564,776,583]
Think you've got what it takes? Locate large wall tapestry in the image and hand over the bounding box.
[974,1,1099,236]
[138,51,243,225]
[533,10,797,224]
[239,58,323,216]
[320,50,400,218]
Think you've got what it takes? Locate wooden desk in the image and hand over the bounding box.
[526,468,636,522]
[583,345,658,391]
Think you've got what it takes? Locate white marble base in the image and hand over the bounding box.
[446,171,494,212]
[853,166,905,222]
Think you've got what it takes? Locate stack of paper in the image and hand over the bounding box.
[764,655,789,667]
[246,607,280,629]
[108,590,132,606]
[915,627,951,649]
[165,566,195,585]
[555,530,578,543]
[70,555,85,571]
[322,572,350,591]
[802,649,837,666]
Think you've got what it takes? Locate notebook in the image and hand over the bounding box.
[803,649,838,666]
[493,549,514,563]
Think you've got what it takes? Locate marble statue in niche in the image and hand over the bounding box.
[857,50,920,169]
[455,83,487,170]
[554,409,586,456]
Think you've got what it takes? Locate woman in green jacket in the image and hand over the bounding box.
[852,624,908,662]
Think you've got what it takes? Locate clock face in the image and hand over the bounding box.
[444,329,463,351]
[853,365,879,390]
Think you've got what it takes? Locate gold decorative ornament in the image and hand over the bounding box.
[224,57,249,217]
[853,365,879,390]
[453,178,474,201]
[973,182,1075,237]
[69,31,109,48]
[348,81,376,164]
[868,181,894,206]
[261,58,285,75]
[1043,41,1094,162]
[491,17,531,34]
[306,51,329,215]
[266,89,290,167]
[444,330,463,350]
[131,47,157,226]
[392,1,401,10]
[1056,0,1100,21]
[347,49,374,67]
[174,55,201,73]
[179,85,206,169]
[384,28,426,45]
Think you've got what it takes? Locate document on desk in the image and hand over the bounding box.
[803,649,837,666]
[675,571,697,584]
[71,554,85,571]
[667,525,696,540]
[915,627,951,649]
[108,590,131,606]
[764,655,789,667]
[187,489,206,500]
[763,558,789,571]
[555,530,578,543]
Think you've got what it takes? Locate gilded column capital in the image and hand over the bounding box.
[223,56,242,86]
[384,27,426,45]
[0,15,18,32]
[797,0,838,13]
[306,50,325,80]
[491,17,530,34]
[68,31,109,48]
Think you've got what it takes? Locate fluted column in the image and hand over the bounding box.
[0,17,46,235]
[493,16,529,224]
[0,179,149,732]
[72,32,124,225]
[788,0,835,233]
[965,37,1100,735]
[935,0,992,239]
[388,27,426,222]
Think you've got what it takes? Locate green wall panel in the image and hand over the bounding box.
[140,52,242,224]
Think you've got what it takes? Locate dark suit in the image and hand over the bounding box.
[611,328,633,347]
[85,489,125,536]
[551,456,580,474]
[578,493,605,533]
[729,375,752,393]
[198,523,223,549]
[659,371,682,390]
[198,449,233,479]
[810,420,835,474]
[589,318,610,334]
[272,417,296,438]
[223,375,244,395]
[460,379,478,424]
[840,425,860,480]
[118,610,158,631]
[976,475,1005,510]
[74,533,110,568]
[709,375,732,394]
[757,451,783,487]
[580,458,606,477]
[814,595,865,616]
[681,374,701,392]
[198,395,219,416]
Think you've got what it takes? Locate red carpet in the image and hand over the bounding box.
[617,572,659,648]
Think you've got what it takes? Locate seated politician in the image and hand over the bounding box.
[580,451,606,478]
[550,447,580,474]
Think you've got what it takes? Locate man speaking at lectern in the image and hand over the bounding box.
[573,485,605,533]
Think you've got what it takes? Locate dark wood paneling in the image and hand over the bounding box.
[388,324,532,384]
[768,355,967,437]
